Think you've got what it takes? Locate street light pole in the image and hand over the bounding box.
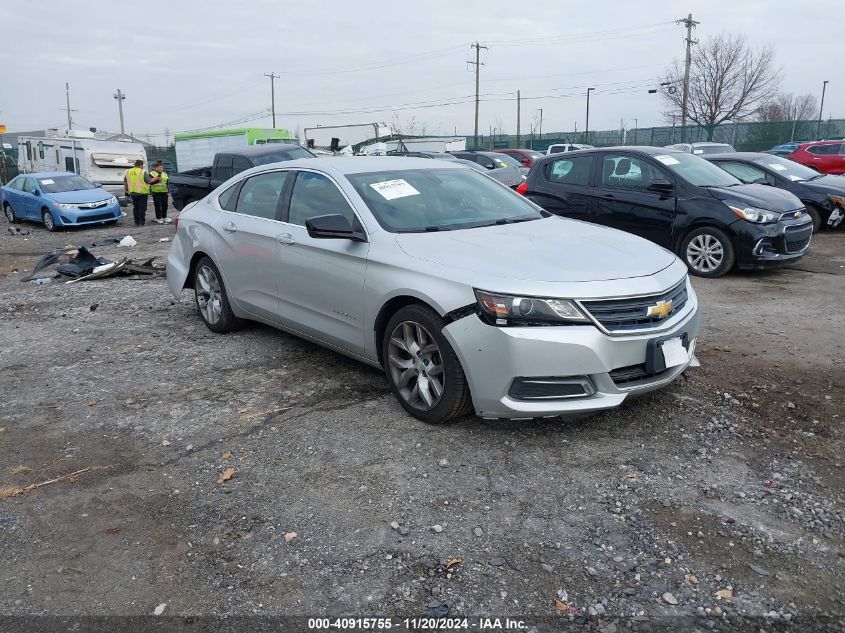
[538,108,543,139]
[585,88,595,144]
[113,89,126,135]
[816,80,829,140]
[633,117,638,145]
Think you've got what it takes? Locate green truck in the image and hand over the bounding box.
[174,127,296,172]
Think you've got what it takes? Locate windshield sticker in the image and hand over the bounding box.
[39,179,55,185]
[693,149,704,154]
[654,155,680,166]
[788,175,804,181]
[369,179,420,200]
[769,163,788,171]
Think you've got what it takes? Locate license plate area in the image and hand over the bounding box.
[645,332,690,374]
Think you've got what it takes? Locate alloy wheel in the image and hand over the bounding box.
[42,210,55,231]
[387,321,445,411]
[686,233,724,274]
[195,265,223,325]
[4,205,14,223]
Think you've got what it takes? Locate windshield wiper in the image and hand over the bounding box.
[806,173,825,181]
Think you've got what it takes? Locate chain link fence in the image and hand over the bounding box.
[468,119,845,153]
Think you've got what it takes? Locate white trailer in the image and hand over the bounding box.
[17,130,146,197]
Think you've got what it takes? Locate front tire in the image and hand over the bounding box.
[681,227,735,278]
[805,204,822,233]
[4,203,20,224]
[382,304,473,424]
[41,209,59,232]
[193,257,243,333]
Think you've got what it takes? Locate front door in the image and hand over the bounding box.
[21,177,42,219]
[591,153,676,248]
[211,170,290,322]
[275,170,369,355]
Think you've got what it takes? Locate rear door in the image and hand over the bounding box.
[526,154,595,222]
[274,170,369,355]
[211,170,290,322]
[591,153,676,247]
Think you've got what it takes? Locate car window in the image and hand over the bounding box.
[476,155,495,169]
[547,156,593,186]
[288,171,357,227]
[601,155,666,191]
[491,153,521,168]
[231,157,252,175]
[215,156,234,180]
[217,181,241,211]
[8,176,24,191]
[233,171,288,220]
[251,147,314,165]
[751,155,817,181]
[23,177,38,194]
[347,168,545,233]
[806,144,841,156]
[717,161,768,184]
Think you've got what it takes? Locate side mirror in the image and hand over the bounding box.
[752,178,770,186]
[33,189,42,196]
[93,182,103,188]
[646,179,674,194]
[306,214,366,242]
[202,169,212,178]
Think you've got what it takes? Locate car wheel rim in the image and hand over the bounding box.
[686,234,724,273]
[195,265,223,325]
[387,321,445,411]
[43,212,54,230]
[4,206,12,222]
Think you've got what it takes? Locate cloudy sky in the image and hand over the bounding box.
[1,0,841,142]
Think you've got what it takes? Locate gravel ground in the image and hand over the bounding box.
[0,210,843,631]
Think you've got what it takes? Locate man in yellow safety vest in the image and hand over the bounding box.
[123,159,158,227]
[151,160,171,224]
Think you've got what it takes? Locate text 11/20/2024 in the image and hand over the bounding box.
[307,617,528,630]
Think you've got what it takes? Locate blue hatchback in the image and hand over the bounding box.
[1,171,122,231]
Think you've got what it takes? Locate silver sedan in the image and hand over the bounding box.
[167,157,700,423]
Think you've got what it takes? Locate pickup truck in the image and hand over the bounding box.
[169,143,314,210]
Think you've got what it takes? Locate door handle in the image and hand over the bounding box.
[221,222,237,233]
[601,193,616,199]
[276,233,296,245]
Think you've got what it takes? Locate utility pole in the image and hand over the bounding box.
[516,90,521,147]
[816,80,829,140]
[62,82,77,130]
[468,42,487,148]
[113,89,126,135]
[264,73,278,127]
[677,13,699,143]
[537,108,543,139]
[633,117,638,145]
[585,87,595,144]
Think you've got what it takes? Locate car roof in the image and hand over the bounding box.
[702,152,770,161]
[690,142,733,147]
[798,139,842,147]
[220,143,303,157]
[256,156,464,176]
[531,145,685,166]
[20,171,76,178]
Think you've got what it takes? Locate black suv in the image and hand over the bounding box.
[520,146,813,277]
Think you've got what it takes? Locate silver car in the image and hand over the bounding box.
[167,157,700,424]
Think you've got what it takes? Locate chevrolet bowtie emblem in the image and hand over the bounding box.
[646,300,673,319]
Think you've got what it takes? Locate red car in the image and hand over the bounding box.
[787,140,845,175]
[494,148,545,167]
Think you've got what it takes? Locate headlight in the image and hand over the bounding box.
[107,195,118,204]
[474,289,589,326]
[728,205,778,223]
[831,195,845,208]
[54,202,77,210]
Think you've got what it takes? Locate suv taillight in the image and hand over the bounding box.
[515,181,528,195]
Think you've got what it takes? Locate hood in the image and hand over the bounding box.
[395,216,676,283]
[47,189,115,204]
[706,183,803,211]
[802,174,845,196]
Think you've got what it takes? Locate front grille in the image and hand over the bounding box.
[786,237,810,253]
[78,200,108,209]
[78,212,114,223]
[579,281,688,332]
[609,363,665,386]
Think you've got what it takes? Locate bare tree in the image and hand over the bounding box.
[391,114,430,137]
[757,92,818,122]
[661,32,782,139]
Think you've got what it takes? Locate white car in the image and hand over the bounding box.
[546,143,595,155]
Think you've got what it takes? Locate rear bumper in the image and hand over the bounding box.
[442,291,701,419]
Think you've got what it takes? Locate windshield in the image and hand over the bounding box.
[347,168,545,232]
[526,151,544,158]
[252,147,314,165]
[36,175,96,193]
[457,160,487,173]
[488,153,521,169]
[653,152,741,187]
[752,155,819,181]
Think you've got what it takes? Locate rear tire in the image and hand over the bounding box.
[192,256,243,333]
[382,304,473,424]
[4,203,20,224]
[681,227,735,278]
[41,209,59,232]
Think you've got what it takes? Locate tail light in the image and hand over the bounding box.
[173,214,179,229]
[515,181,528,195]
